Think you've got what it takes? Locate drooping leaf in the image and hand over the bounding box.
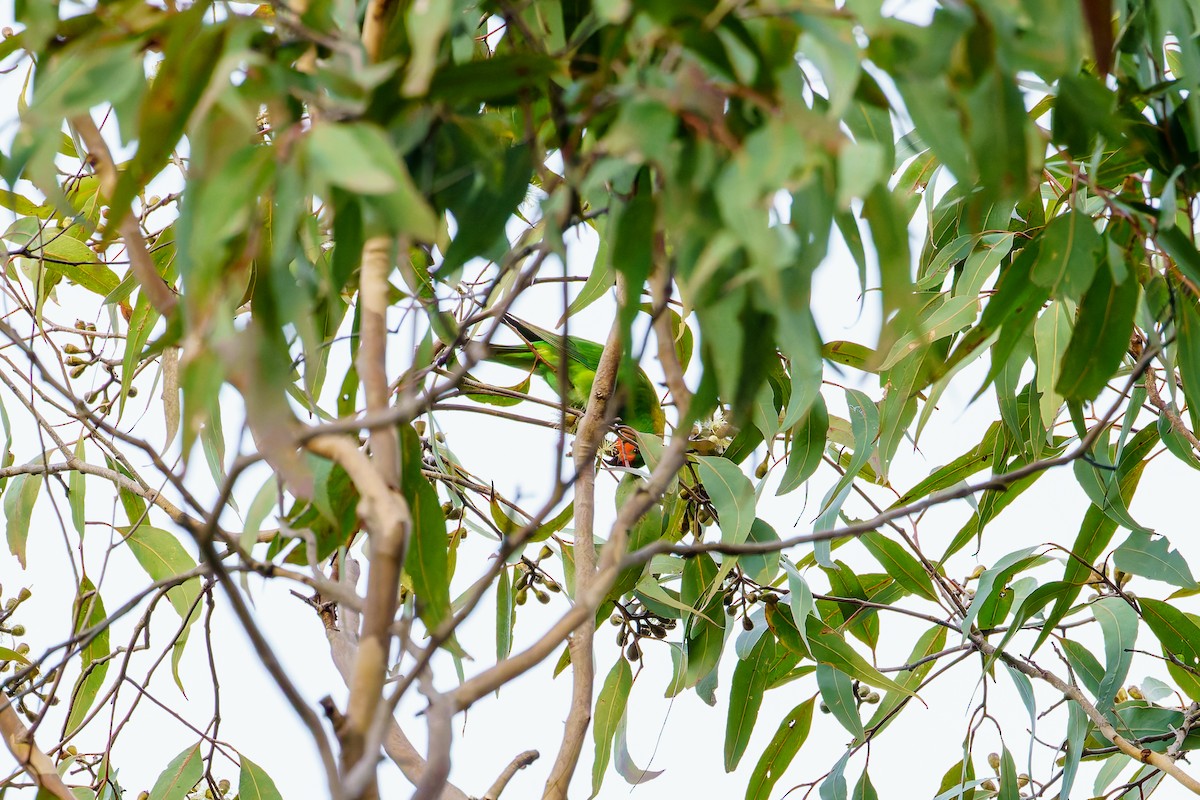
[1113,531,1198,589]
[592,657,633,797]
[613,711,665,786]
[1056,256,1139,401]
[816,662,863,740]
[813,389,879,566]
[859,532,936,601]
[1092,596,1137,712]
[147,743,203,800]
[681,553,726,689]
[777,394,828,496]
[4,461,44,568]
[64,577,108,735]
[692,455,756,546]
[726,632,787,770]
[237,755,284,800]
[745,698,815,800]
[399,424,452,630]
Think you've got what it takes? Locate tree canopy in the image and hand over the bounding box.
[4,0,1200,798]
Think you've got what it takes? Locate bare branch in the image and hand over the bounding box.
[306,434,410,795]
[541,274,628,799]
[409,671,454,800]
[323,560,472,800]
[483,750,541,800]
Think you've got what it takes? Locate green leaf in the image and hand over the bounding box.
[960,547,1043,636]
[806,618,915,697]
[39,234,122,297]
[1073,454,1151,535]
[591,656,633,797]
[1113,531,1198,589]
[1040,425,1156,647]
[1093,596,1137,712]
[496,567,514,663]
[813,389,879,566]
[1033,300,1070,432]
[0,645,31,665]
[933,758,978,800]
[240,475,279,555]
[863,624,947,736]
[613,711,665,786]
[851,771,878,800]
[892,422,1001,507]
[1139,598,1200,701]
[148,743,203,800]
[692,455,755,546]
[1060,702,1089,800]
[777,394,828,495]
[816,663,863,740]
[745,698,815,800]
[780,560,816,655]
[5,461,44,568]
[984,581,1076,668]
[1056,257,1139,401]
[998,747,1019,800]
[820,751,851,800]
[69,439,86,538]
[1030,211,1101,300]
[822,341,877,372]
[740,518,780,585]
[118,526,201,626]
[859,532,936,601]
[1157,225,1200,291]
[681,554,726,689]
[237,755,283,800]
[399,425,452,630]
[304,123,437,240]
[726,632,781,770]
[65,577,108,736]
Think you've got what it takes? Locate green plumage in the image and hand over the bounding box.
[486,316,666,437]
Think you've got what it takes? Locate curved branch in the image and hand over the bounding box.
[484,750,541,800]
[0,694,76,800]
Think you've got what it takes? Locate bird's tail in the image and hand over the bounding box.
[484,342,541,370]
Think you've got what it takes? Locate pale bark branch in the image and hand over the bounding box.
[306,434,410,795]
[324,560,472,800]
[483,750,541,800]
[0,693,76,800]
[70,115,177,316]
[357,236,401,486]
[409,671,454,800]
[541,276,628,799]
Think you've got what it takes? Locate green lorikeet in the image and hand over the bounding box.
[485,315,666,465]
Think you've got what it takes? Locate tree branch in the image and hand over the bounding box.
[985,638,1200,794]
[1146,365,1200,452]
[323,559,472,800]
[541,276,628,799]
[483,750,541,800]
[0,694,75,800]
[306,434,410,797]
